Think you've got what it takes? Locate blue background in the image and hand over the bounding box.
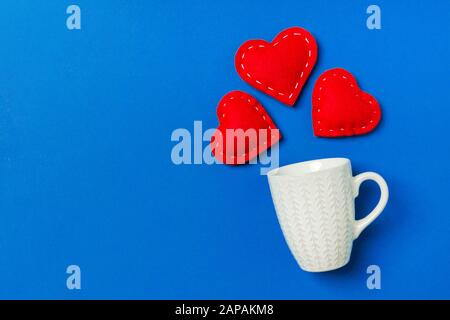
[0,0,448,299]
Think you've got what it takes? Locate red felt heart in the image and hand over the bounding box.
[210,91,281,165]
[312,68,381,137]
[235,27,318,106]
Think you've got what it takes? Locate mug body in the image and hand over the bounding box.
[268,158,355,272]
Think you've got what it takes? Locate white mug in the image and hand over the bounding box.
[267,158,389,272]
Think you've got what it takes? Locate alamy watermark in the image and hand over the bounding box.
[170,121,279,175]
[366,5,381,30]
[66,5,81,30]
[66,265,81,290]
[366,264,381,290]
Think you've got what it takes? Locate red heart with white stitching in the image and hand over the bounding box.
[312,68,381,137]
[210,91,281,165]
[235,27,318,106]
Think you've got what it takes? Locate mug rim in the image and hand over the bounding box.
[267,158,350,177]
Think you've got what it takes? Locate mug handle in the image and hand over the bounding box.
[352,172,389,239]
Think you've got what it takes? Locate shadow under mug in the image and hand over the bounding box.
[267,158,389,272]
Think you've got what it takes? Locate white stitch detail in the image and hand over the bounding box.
[231,96,274,160]
[315,70,378,133]
[239,30,315,102]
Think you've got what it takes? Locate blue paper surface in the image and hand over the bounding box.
[0,0,448,299]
